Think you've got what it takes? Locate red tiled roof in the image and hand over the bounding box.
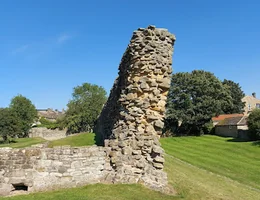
[212,114,244,122]
[217,116,244,126]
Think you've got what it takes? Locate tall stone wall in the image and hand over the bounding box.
[95,25,175,190]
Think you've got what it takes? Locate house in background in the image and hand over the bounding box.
[211,93,260,139]
[212,114,244,126]
[214,115,248,139]
[242,93,260,115]
[37,108,65,122]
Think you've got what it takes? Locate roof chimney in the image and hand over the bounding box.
[252,92,256,98]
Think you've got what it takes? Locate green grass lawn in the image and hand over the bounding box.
[0,137,46,148]
[1,184,178,200]
[1,135,260,200]
[161,135,260,191]
[0,133,95,149]
[47,133,96,147]
[165,154,260,200]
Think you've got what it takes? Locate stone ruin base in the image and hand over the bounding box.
[0,145,109,196]
[0,144,168,196]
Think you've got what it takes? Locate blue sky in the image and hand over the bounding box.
[0,0,259,110]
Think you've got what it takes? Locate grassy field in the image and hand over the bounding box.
[47,133,96,147]
[1,135,260,200]
[0,133,95,149]
[0,137,46,148]
[165,152,260,200]
[1,184,177,200]
[161,135,260,190]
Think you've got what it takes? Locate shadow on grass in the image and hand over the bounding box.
[94,133,104,146]
[252,141,260,146]
[0,139,18,145]
[226,138,250,143]
[226,138,260,146]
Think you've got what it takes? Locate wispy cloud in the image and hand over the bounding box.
[12,44,29,55]
[57,33,72,44]
[10,32,74,56]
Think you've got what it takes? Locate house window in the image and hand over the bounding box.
[256,104,260,109]
[248,104,251,111]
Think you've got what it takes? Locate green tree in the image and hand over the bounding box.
[166,70,232,136]
[222,79,245,114]
[37,117,65,130]
[9,95,37,137]
[0,108,22,142]
[247,109,260,140]
[64,83,107,133]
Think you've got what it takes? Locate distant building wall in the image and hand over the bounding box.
[215,126,238,138]
[242,95,260,115]
[37,109,65,122]
[237,125,249,140]
[29,127,67,141]
[215,125,249,139]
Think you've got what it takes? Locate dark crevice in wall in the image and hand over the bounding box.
[12,183,28,191]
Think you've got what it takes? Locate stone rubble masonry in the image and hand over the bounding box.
[95,25,175,190]
[0,26,175,196]
[0,145,112,196]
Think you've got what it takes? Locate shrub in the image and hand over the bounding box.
[202,121,215,135]
[64,83,107,134]
[38,117,64,130]
[10,95,37,137]
[247,109,260,140]
[0,108,22,143]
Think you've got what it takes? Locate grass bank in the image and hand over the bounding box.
[165,154,260,200]
[161,135,260,190]
[2,184,177,200]
[0,137,45,148]
[47,133,96,147]
[0,133,96,149]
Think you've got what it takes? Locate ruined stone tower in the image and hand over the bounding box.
[95,25,176,190]
[0,26,176,196]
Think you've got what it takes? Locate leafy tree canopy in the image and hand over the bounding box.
[64,83,107,134]
[247,109,260,140]
[9,95,37,137]
[0,108,22,142]
[222,79,245,114]
[166,70,232,136]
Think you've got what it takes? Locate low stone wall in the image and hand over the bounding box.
[29,127,67,141]
[0,146,111,196]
